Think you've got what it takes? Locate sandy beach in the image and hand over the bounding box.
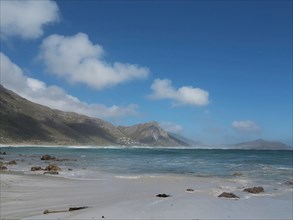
[1,171,292,220]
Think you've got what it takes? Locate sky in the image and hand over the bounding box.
[0,0,292,145]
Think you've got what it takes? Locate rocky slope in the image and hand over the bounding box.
[0,85,187,146]
[118,122,187,146]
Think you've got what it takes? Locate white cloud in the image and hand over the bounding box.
[0,0,59,39]
[39,33,149,89]
[0,52,139,119]
[232,120,261,134]
[159,121,183,134]
[148,78,209,106]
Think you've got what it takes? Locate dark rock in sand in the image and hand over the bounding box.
[68,168,73,171]
[232,172,243,176]
[7,160,17,165]
[218,192,239,199]
[43,171,59,175]
[156,193,171,198]
[186,188,194,192]
[243,186,264,194]
[44,164,61,172]
[31,166,43,171]
[41,155,55,160]
[68,206,88,211]
[0,164,8,170]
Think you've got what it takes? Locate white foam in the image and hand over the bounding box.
[115,175,142,179]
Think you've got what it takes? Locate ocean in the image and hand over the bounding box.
[1,146,292,186]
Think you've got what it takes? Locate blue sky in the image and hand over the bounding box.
[1,0,292,145]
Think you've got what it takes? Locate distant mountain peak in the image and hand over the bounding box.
[117,121,184,146]
[232,139,290,150]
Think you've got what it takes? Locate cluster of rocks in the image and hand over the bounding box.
[31,164,62,175]
[0,160,18,170]
[41,154,76,162]
[218,186,265,199]
[155,186,264,200]
[29,155,66,175]
[43,164,61,175]
[7,160,17,165]
[41,154,55,160]
[0,153,76,175]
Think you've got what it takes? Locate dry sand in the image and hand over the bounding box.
[1,171,292,220]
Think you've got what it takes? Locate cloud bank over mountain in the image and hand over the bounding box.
[0,52,139,119]
[159,121,183,134]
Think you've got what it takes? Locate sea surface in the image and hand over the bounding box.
[1,146,292,186]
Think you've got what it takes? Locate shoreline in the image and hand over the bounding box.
[1,171,292,220]
[1,144,292,151]
[1,144,217,149]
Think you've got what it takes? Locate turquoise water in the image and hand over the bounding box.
[1,146,292,185]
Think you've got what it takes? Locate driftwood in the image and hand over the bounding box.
[68,207,88,211]
[43,209,66,214]
[43,206,88,214]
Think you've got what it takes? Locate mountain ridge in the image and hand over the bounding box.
[1,85,290,150]
[0,85,187,146]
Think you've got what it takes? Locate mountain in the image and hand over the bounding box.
[118,122,187,146]
[0,85,188,146]
[230,139,291,150]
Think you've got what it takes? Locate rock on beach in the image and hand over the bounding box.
[41,155,55,160]
[243,187,264,194]
[0,164,8,170]
[31,167,43,171]
[218,192,239,199]
[7,160,17,165]
[44,164,61,172]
